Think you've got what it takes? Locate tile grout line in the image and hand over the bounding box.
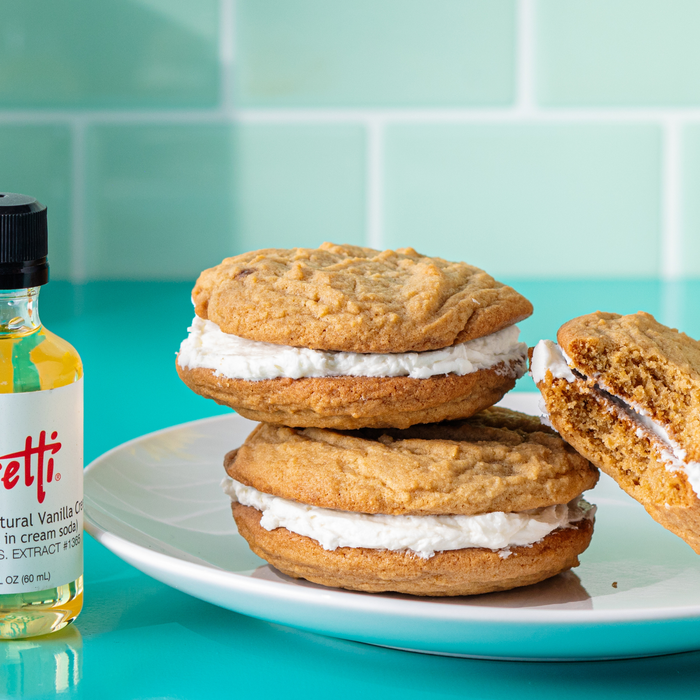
[366,120,384,249]
[69,119,87,284]
[5,110,700,126]
[230,109,688,124]
[516,0,536,115]
[8,108,700,125]
[219,0,236,117]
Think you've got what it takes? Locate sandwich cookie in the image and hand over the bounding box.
[531,311,700,553]
[177,243,533,429]
[222,407,598,596]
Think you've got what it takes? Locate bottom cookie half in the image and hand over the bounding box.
[537,373,700,554]
[232,503,594,597]
[177,363,517,429]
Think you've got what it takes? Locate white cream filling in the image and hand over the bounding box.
[531,340,572,429]
[605,392,700,497]
[531,339,576,384]
[222,477,592,559]
[531,340,700,497]
[178,316,527,381]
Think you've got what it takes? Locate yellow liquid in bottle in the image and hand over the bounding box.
[0,289,83,639]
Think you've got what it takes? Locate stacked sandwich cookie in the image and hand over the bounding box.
[222,410,597,596]
[531,311,700,553]
[177,243,532,428]
[177,243,598,596]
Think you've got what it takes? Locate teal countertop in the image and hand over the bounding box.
[5,279,700,699]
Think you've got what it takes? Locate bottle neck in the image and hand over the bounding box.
[0,287,42,336]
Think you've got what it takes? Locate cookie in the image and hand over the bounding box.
[531,311,700,552]
[192,243,533,353]
[222,407,597,596]
[225,407,599,515]
[178,244,533,429]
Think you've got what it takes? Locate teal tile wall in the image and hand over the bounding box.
[235,0,516,108]
[0,125,72,279]
[384,124,662,276]
[0,0,219,108]
[83,123,366,279]
[537,0,700,107]
[232,124,367,252]
[0,0,699,283]
[85,125,236,280]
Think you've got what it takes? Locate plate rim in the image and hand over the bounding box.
[84,404,700,628]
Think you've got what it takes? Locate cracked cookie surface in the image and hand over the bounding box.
[192,242,533,353]
[225,407,598,515]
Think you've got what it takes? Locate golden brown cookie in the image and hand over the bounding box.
[232,502,594,597]
[177,362,521,429]
[192,242,533,353]
[531,311,700,553]
[225,407,599,515]
[558,311,700,461]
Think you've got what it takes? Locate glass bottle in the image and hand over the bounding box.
[0,193,83,639]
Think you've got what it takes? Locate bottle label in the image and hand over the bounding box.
[0,380,83,593]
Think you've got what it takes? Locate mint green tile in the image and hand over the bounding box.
[232,125,366,253]
[384,124,662,278]
[680,126,700,277]
[236,0,515,108]
[85,125,236,280]
[0,0,219,108]
[0,125,72,280]
[537,0,700,106]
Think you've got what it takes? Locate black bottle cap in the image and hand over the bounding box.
[0,193,50,289]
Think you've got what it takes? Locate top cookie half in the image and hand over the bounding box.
[192,243,533,353]
[558,311,700,462]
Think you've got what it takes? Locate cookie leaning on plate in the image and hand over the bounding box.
[531,311,700,553]
[177,243,533,429]
[222,407,598,596]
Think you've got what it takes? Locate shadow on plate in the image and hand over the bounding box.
[250,565,592,610]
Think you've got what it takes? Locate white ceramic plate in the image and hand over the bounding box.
[84,393,700,661]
